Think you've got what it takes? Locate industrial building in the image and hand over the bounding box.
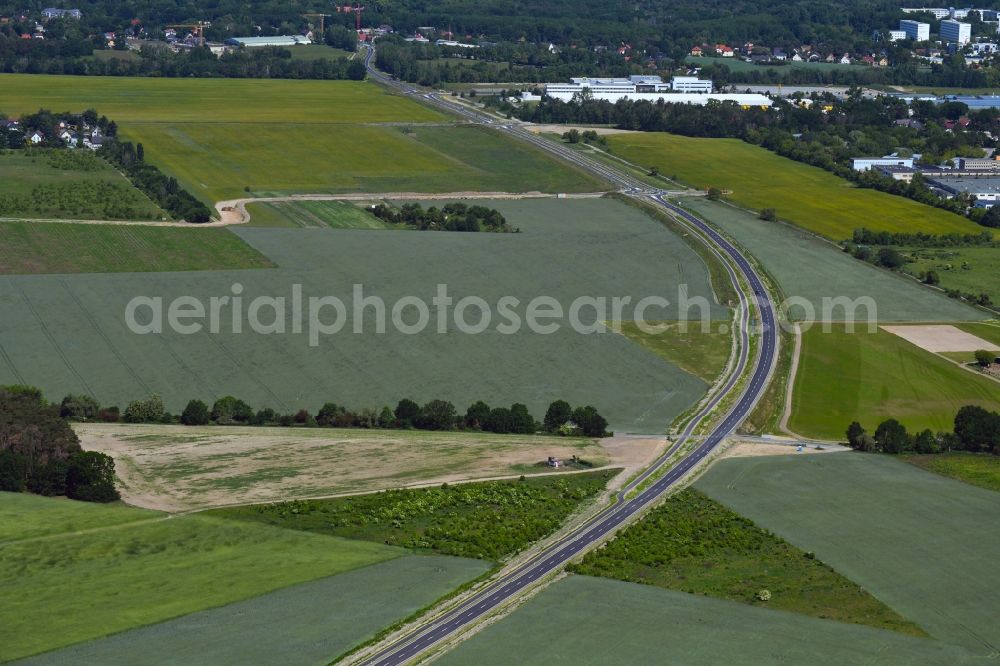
[928,175,1000,206]
[542,76,769,106]
[851,156,916,171]
[940,19,972,44]
[225,35,312,47]
[900,19,931,41]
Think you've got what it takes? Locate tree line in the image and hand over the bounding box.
[370,202,516,233]
[0,386,119,502]
[846,404,1000,455]
[59,393,612,438]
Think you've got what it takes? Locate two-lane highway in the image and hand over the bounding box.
[354,45,779,666]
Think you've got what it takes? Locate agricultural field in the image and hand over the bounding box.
[903,452,1000,493]
[696,454,1000,653]
[681,198,985,323]
[0,221,274,274]
[0,507,403,661]
[615,320,731,383]
[76,423,641,512]
[570,488,920,634]
[0,491,158,542]
[245,200,392,229]
[901,246,1000,307]
[211,470,614,560]
[788,326,1000,439]
[439,575,973,665]
[0,198,723,433]
[0,149,164,221]
[1,75,605,204]
[606,133,986,239]
[20,556,490,666]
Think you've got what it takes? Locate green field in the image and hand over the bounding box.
[681,198,984,323]
[211,471,614,560]
[606,133,985,239]
[902,246,1000,307]
[439,575,972,665]
[570,488,920,634]
[0,75,443,123]
[696,454,1000,652]
[903,452,1000,493]
[788,326,1000,439]
[0,150,164,221]
[0,221,274,274]
[20,555,490,666]
[0,508,402,661]
[616,320,731,383]
[0,491,158,542]
[245,200,392,229]
[124,123,606,203]
[0,198,723,433]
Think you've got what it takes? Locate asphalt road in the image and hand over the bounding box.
[355,46,779,666]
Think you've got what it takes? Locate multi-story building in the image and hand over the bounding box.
[900,19,931,41]
[941,19,972,44]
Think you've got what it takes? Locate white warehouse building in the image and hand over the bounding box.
[900,19,931,41]
[542,75,771,106]
[226,35,312,47]
[940,19,972,44]
[851,156,916,171]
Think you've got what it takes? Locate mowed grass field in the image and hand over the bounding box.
[681,198,984,323]
[696,454,1000,653]
[0,498,404,661]
[0,221,274,274]
[25,555,490,666]
[3,75,606,203]
[788,326,1000,439]
[607,133,985,239]
[0,199,724,433]
[245,200,391,229]
[439,575,972,665]
[0,491,158,542]
[77,423,616,512]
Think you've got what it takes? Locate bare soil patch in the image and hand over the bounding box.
[721,440,848,459]
[77,424,662,513]
[880,324,1000,353]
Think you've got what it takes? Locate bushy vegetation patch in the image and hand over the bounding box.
[211,471,614,560]
[570,488,922,634]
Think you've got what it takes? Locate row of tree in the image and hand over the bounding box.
[849,227,996,249]
[61,392,611,438]
[846,405,1000,454]
[370,202,516,233]
[0,386,119,502]
[99,138,212,222]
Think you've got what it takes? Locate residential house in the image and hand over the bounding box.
[716,44,734,57]
[772,47,787,60]
[825,53,837,62]
[839,53,852,64]
[690,45,703,56]
[28,131,43,144]
[791,52,803,62]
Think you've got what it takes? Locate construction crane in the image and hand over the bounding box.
[167,22,206,47]
[301,13,330,35]
[335,4,365,31]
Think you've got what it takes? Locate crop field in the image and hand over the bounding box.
[903,452,1000,493]
[696,453,1000,653]
[124,123,606,203]
[0,221,274,274]
[615,320,731,383]
[681,198,984,323]
[20,555,490,666]
[788,326,1000,439]
[0,199,724,433]
[0,75,443,124]
[76,423,628,512]
[438,575,973,665]
[211,470,614,560]
[569,488,920,634]
[0,491,158,542]
[0,150,164,220]
[902,246,1000,307]
[245,200,392,229]
[606,133,986,239]
[0,508,402,661]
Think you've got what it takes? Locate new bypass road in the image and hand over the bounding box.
[356,45,779,666]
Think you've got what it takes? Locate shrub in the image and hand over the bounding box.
[59,394,101,421]
[122,394,164,423]
[65,451,119,503]
[759,207,777,221]
[211,396,253,424]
